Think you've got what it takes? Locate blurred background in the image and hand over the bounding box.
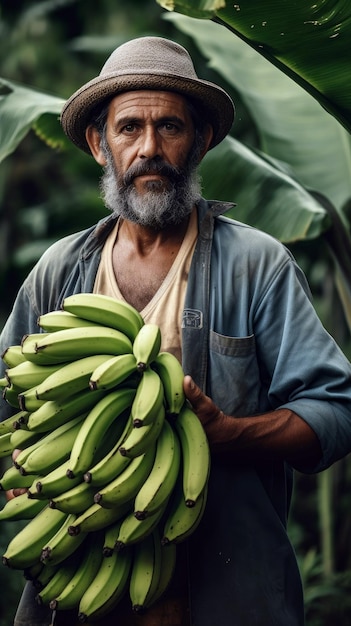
[1,1,351,624]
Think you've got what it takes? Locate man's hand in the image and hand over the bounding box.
[183,374,322,469]
[183,375,228,448]
[5,448,27,501]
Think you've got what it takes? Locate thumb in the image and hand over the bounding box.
[183,375,203,407]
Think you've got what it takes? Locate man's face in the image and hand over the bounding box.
[98,90,203,229]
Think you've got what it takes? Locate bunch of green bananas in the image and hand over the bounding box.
[0,293,211,621]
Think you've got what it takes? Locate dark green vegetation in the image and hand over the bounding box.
[1,1,351,624]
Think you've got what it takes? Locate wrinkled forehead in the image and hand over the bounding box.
[106,90,194,122]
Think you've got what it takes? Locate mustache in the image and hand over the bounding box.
[122,159,183,188]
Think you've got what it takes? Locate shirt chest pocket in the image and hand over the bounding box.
[208,330,261,416]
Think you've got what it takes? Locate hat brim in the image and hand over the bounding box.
[60,71,235,154]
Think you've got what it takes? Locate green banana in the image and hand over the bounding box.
[0,375,8,389]
[151,351,185,417]
[21,332,70,365]
[129,528,162,613]
[66,387,136,479]
[34,354,113,402]
[147,540,177,607]
[40,513,87,566]
[5,360,63,391]
[133,418,181,520]
[119,403,165,458]
[18,386,46,412]
[30,459,82,500]
[77,540,132,622]
[67,500,132,536]
[10,427,43,450]
[2,344,26,367]
[37,309,101,332]
[102,517,124,557]
[2,384,22,409]
[83,413,133,488]
[31,561,59,591]
[2,505,67,569]
[31,425,119,499]
[89,352,138,391]
[161,482,208,545]
[27,415,85,475]
[15,414,85,475]
[34,325,133,361]
[93,445,156,509]
[49,532,104,611]
[131,366,164,428]
[35,553,80,606]
[11,411,29,428]
[132,323,161,371]
[50,481,95,514]
[0,492,46,521]
[23,560,45,584]
[0,411,28,435]
[115,499,168,551]
[174,402,211,507]
[0,464,41,492]
[26,388,105,432]
[0,432,14,457]
[12,432,46,469]
[62,292,144,342]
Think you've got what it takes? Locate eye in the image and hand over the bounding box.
[123,123,137,133]
[160,122,179,135]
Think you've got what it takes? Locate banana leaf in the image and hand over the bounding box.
[166,13,351,214]
[0,78,65,163]
[201,136,329,243]
[157,0,351,135]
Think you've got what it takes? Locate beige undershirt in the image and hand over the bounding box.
[94,209,198,363]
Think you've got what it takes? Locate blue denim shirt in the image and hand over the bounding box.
[2,198,351,625]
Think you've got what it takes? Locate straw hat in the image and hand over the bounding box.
[60,36,235,154]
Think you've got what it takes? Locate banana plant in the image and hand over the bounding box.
[2,1,351,319]
[0,77,65,162]
[157,0,351,134]
[159,11,351,333]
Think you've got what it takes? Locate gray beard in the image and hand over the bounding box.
[99,145,202,230]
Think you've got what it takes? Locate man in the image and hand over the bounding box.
[1,36,351,626]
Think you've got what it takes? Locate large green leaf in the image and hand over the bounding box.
[0,78,65,163]
[166,13,351,214]
[201,136,329,243]
[157,0,351,135]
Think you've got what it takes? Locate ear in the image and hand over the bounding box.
[85,125,107,166]
[199,124,214,160]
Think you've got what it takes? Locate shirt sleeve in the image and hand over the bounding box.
[253,248,351,472]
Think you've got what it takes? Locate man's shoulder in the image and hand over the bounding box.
[24,214,116,296]
[37,214,115,265]
[214,210,288,256]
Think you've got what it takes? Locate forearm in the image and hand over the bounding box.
[183,376,322,472]
[208,408,322,471]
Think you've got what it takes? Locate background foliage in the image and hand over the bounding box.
[1,1,351,624]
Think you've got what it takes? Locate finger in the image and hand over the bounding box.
[12,448,21,462]
[5,487,28,501]
[183,375,202,404]
[5,489,15,501]
[183,375,220,424]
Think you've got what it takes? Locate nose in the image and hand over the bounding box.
[138,126,161,159]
